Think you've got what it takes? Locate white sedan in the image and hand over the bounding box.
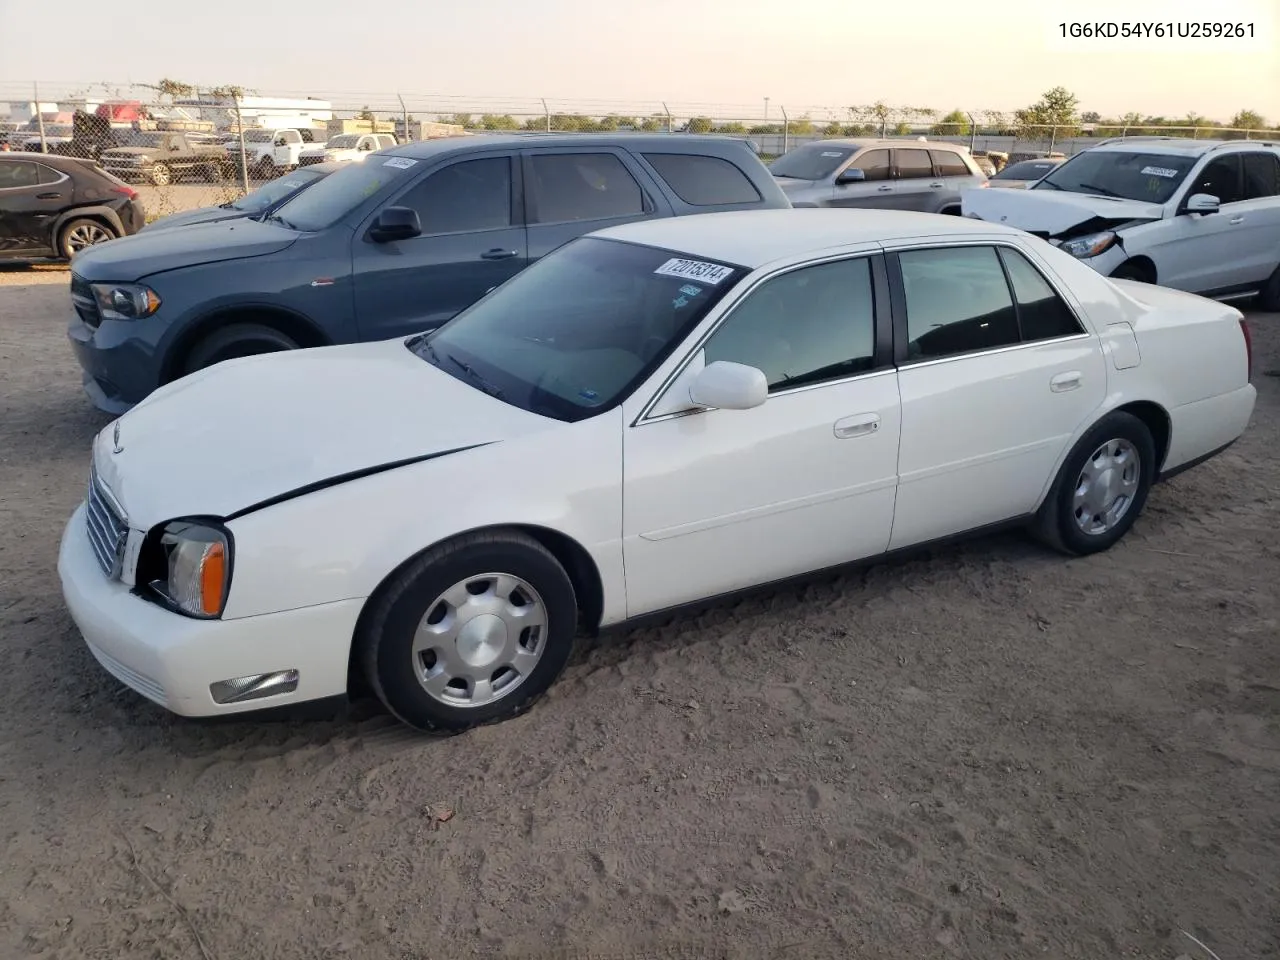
[58,209,1258,732]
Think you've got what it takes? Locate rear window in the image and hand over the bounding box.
[641,153,761,205]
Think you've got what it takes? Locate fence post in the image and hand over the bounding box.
[233,94,249,193]
[1048,124,1057,154]
[541,98,550,133]
[781,106,790,154]
[662,102,672,133]
[34,81,47,154]
[967,112,977,153]
[397,93,410,142]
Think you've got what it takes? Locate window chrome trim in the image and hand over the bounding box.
[631,249,888,427]
[895,331,1094,371]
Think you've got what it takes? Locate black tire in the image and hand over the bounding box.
[1258,264,1280,312]
[57,218,117,260]
[201,161,224,183]
[149,163,171,186]
[181,323,300,375]
[1032,411,1156,556]
[358,530,579,733]
[1110,260,1152,283]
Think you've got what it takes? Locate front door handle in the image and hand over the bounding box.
[480,248,518,260]
[1050,371,1082,392]
[929,181,943,188]
[1228,216,1244,225]
[37,192,62,199]
[833,413,880,439]
[877,185,893,192]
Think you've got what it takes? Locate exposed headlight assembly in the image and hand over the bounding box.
[146,520,232,618]
[90,283,161,321]
[1058,230,1117,259]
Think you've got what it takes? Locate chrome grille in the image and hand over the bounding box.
[69,273,101,328]
[86,467,128,579]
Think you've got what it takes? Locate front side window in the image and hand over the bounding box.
[528,153,646,223]
[1034,150,1196,203]
[1190,155,1243,205]
[899,246,1019,359]
[852,149,891,182]
[1241,152,1280,200]
[394,157,512,234]
[702,257,876,391]
[414,237,746,422]
[895,149,933,180]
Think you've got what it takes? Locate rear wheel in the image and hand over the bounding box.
[181,323,301,375]
[149,163,171,186]
[58,218,117,259]
[1258,263,1280,312]
[358,530,579,733]
[1032,411,1155,556]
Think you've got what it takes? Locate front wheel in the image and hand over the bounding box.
[358,530,579,733]
[149,163,171,186]
[181,322,301,375]
[1032,411,1156,556]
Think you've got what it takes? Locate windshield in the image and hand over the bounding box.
[121,132,164,147]
[242,130,274,142]
[769,142,860,180]
[411,236,747,423]
[996,160,1061,180]
[1033,150,1194,203]
[269,158,415,231]
[231,169,324,211]
[326,135,359,149]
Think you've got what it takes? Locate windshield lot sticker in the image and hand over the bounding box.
[654,258,734,285]
[820,151,844,157]
[384,157,418,169]
[1140,165,1179,178]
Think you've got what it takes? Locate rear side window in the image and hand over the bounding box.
[0,160,41,188]
[899,246,1020,359]
[895,149,933,179]
[36,163,62,185]
[1242,152,1280,200]
[931,150,970,177]
[529,153,646,223]
[641,153,761,205]
[997,247,1084,341]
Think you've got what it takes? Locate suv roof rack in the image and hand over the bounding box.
[1088,135,1188,148]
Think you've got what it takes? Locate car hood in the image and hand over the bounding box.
[70,217,300,281]
[92,338,556,529]
[139,205,249,232]
[961,187,1164,237]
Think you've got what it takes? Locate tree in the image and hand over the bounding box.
[685,116,715,133]
[1080,110,1101,124]
[931,108,969,136]
[479,114,518,130]
[1230,109,1266,131]
[1015,86,1080,137]
[357,105,375,121]
[153,78,194,100]
[718,121,747,134]
[640,115,664,132]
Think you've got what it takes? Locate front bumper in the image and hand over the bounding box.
[67,313,162,414]
[58,502,363,716]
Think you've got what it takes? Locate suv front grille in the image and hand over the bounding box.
[70,273,101,328]
[86,466,128,579]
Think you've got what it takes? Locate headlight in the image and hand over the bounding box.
[147,520,232,618]
[91,283,161,321]
[1058,231,1117,259]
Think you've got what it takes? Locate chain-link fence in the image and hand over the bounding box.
[4,84,1277,222]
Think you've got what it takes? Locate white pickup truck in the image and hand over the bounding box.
[224,128,325,179]
[297,132,398,166]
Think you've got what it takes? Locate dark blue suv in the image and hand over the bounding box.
[67,134,790,413]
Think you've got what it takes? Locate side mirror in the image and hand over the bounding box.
[368,206,421,243]
[688,361,768,411]
[836,167,866,184]
[1185,193,1220,215]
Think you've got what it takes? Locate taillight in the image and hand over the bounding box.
[1239,318,1253,382]
[111,185,137,200]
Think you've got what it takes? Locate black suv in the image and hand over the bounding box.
[0,153,146,261]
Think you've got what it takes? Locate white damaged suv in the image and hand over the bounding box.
[962,137,1280,309]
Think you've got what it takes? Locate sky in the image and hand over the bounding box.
[1,0,1277,124]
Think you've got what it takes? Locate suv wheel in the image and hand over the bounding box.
[149,163,171,186]
[182,323,301,375]
[58,219,117,259]
[1259,263,1280,312]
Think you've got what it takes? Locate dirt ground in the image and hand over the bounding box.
[0,265,1277,960]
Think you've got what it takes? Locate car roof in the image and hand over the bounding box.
[592,208,1023,269]
[790,137,967,151]
[1088,137,1280,156]
[0,152,99,173]
[385,132,761,160]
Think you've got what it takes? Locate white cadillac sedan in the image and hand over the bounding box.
[59,209,1257,733]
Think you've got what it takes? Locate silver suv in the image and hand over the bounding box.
[770,138,988,214]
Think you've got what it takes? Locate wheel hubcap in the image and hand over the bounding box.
[67,225,109,251]
[1072,438,1140,535]
[411,573,547,708]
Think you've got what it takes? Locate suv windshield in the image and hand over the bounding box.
[232,169,324,212]
[269,158,415,231]
[769,142,860,180]
[1033,150,1195,203]
[410,236,747,423]
[327,135,359,149]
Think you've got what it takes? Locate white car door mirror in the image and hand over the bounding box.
[836,167,866,184]
[1186,192,1220,215]
[688,361,768,410]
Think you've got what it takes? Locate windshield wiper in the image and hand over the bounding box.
[1076,183,1124,199]
[447,354,504,399]
[264,211,297,229]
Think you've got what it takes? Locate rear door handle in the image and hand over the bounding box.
[37,192,62,199]
[1050,371,1082,392]
[929,181,943,188]
[877,185,893,192]
[1228,216,1244,224]
[833,413,880,438]
[480,248,518,260]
